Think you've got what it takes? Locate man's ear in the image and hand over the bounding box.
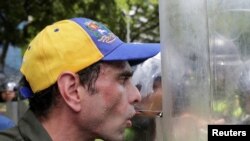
[57,72,82,112]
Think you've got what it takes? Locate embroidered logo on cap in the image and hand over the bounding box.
[85,21,116,44]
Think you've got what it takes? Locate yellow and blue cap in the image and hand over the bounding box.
[20,17,160,95]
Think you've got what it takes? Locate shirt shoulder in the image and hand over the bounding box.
[0,127,25,141]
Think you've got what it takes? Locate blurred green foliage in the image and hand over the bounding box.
[0,0,159,70]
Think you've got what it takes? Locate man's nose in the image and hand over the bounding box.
[129,84,142,104]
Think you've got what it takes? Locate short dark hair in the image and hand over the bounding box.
[20,61,102,118]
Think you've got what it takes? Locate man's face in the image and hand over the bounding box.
[80,61,141,141]
[1,90,16,102]
[134,77,163,117]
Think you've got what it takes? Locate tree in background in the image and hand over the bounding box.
[0,0,159,72]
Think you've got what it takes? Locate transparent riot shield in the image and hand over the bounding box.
[159,0,250,141]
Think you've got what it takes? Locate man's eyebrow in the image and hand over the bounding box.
[119,71,133,77]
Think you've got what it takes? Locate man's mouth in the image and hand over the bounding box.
[126,120,132,128]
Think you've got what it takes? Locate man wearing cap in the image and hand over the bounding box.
[0,17,160,141]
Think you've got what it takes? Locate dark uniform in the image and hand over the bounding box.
[0,110,52,141]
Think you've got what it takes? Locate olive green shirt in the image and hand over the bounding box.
[0,110,52,141]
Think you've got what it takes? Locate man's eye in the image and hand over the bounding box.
[120,76,130,85]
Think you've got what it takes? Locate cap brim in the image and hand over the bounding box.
[102,43,160,65]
